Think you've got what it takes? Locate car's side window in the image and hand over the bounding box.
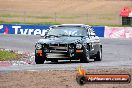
[85,27,90,37]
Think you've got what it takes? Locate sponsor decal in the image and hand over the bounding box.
[0,24,50,35]
[12,26,48,35]
[0,25,9,34]
[0,24,105,37]
[4,26,9,34]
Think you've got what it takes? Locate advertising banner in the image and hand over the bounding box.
[0,24,105,37]
[104,26,132,39]
[0,24,50,35]
[93,26,105,37]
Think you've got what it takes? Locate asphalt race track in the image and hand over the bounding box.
[0,34,132,71]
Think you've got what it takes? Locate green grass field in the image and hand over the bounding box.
[0,50,22,61]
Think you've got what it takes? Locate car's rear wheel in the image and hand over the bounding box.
[80,49,90,63]
[94,48,102,61]
[35,55,45,64]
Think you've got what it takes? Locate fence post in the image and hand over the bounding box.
[86,14,88,24]
[23,11,26,23]
[54,12,57,23]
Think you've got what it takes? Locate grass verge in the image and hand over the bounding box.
[0,20,131,27]
[0,21,60,25]
[0,50,22,61]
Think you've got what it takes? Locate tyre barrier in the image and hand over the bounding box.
[0,24,132,39]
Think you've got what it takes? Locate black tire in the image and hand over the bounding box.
[80,49,90,63]
[35,56,45,64]
[94,48,102,61]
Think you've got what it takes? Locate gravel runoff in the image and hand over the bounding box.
[0,68,132,88]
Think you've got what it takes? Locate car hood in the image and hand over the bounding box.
[37,37,86,44]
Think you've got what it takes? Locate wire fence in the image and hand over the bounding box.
[0,9,123,25]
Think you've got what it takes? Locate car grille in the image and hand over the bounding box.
[44,44,68,53]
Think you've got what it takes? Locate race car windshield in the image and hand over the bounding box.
[46,27,87,37]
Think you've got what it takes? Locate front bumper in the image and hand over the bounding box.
[35,49,84,60]
[35,43,86,60]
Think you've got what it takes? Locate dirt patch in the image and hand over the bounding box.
[0,68,132,88]
[0,0,132,24]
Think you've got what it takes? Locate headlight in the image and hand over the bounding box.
[76,44,82,49]
[36,44,42,49]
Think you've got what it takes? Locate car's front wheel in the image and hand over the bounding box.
[35,55,45,64]
[94,48,102,61]
[80,49,90,63]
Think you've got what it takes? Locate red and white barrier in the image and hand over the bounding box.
[104,26,132,39]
